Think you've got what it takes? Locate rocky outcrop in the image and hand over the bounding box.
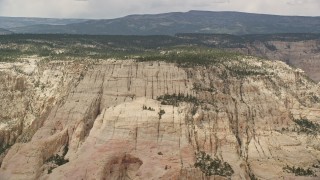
[0,58,320,179]
[231,40,320,82]
[0,58,86,165]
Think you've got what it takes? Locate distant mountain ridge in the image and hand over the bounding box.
[0,16,87,29]
[2,11,320,35]
[0,28,12,35]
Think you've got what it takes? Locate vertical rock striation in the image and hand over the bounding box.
[0,58,319,179]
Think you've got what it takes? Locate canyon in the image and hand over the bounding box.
[0,55,319,179]
[1,8,320,180]
[177,33,320,82]
[234,40,320,83]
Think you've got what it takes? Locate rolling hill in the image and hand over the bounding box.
[0,28,12,35]
[7,11,320,35]
[0,16,87,30]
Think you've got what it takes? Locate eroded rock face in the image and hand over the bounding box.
[0,58,86,166]
[0,58,320,180]
[233,40,320,82]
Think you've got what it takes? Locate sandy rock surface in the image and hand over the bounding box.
[0,58,320,179]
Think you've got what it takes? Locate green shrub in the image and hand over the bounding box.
[0,34,242,63]
[249,173,259,180]
[46,145,69,174]
[157,93,199,106]
[293,118,320,135]
[142,105,155,111]
[158,109,165,119]
[192,83,215,92]
[0,144,12,155]
[312,160,320,168]
[46,154,69,166]
[283,165,316,177]
[194,151,234,177]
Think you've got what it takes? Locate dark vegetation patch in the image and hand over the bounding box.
[192,83,215,93]
[0,34,311,80]
[2,33,318,63]
[194,151,234,177]
[0,34,180,61]
[0,144,11,155]
[312,160,320,169]
[249,173,259,180]
[177,33,320,45]
[227,66,267,77]
[158,109,165,119]
[309,93,320,103]
[157,93,199,106]
[293,118,320,135]
[46,145,69,174]
[0,34,242,65]
[283,165,317,177]
[142,105,155,111]
[135,47,241,66]
[263,42,277,51]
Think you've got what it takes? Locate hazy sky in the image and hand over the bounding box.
[0,0,319,19]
